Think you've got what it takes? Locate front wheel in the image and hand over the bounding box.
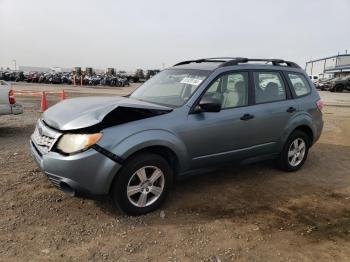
[111,153,173,216]
[278,130,310,171]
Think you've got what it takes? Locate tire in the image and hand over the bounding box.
[335,85,344,93]
[111,153,173,216]
[278,130,310,172]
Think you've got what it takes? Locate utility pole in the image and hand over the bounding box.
[12,59,17,71]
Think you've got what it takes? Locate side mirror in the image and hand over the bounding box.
[194,97,221,113]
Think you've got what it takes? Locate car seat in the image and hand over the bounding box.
[263,82,279,102]
[222,81,246,108]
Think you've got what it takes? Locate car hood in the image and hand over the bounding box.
[43,96,172,131]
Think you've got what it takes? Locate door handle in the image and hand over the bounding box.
[286,107,296,113]
[240,114,255,121]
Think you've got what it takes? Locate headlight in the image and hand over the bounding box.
[56,133,102,154]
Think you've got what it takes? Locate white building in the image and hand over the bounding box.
[305,54,350,80]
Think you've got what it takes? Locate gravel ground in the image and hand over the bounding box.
[1,85,350,261]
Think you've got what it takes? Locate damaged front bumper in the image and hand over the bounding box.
[30,139,122,197]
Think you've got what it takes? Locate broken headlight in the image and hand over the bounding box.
[56,133,102,154]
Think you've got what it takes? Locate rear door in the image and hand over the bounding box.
[244,71,297,153]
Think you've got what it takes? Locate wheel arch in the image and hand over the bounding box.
[107,129,190,192]
[108,144,181,194]
[126,145,180,173]
[279,116,316,152]
[293,125,314,145]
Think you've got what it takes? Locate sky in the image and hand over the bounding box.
[0,0,349,71]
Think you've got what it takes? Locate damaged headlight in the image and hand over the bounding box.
[56,133,102,154]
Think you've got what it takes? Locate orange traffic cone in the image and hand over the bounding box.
[60,90,66,101]
[40,92,48,112]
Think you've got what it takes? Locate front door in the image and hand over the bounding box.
[179,71,258,168]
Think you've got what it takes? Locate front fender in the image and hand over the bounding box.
[277,112,317,151]
[110,129,190,172]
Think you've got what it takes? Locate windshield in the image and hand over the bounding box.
[130,69,210,107]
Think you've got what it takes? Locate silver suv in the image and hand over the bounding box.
[31,58,324,215]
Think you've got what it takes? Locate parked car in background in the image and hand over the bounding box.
[315,78,334,91]
[30,57,323,215]
[0,69,138,86]
[0,81,23,116]
[309,75,319,83]
[329,76,350,92]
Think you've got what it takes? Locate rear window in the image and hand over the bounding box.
[287,73,311,97]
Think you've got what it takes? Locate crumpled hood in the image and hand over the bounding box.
[43,96,172,131]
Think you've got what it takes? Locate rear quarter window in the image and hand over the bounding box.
[287,73,311,97]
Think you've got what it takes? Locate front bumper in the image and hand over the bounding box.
[30,140,122,196]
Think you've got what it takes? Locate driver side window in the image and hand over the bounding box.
[203,72,249,109]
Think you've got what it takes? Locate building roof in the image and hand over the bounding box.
[306,54,350,64]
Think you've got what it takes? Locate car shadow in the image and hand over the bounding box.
[0,124,35,138]
[95,143,350,238]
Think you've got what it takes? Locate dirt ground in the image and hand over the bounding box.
[1,85,350,261]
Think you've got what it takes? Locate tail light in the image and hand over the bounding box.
[316,99,324,112]
[8,90,16,105]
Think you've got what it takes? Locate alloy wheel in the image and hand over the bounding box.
[288,138,306,167]
[127,166,165,207]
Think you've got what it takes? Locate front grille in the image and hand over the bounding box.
[32,128,55,152]
[31,119,61,154]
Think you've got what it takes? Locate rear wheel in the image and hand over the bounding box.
[334,85,344,92]
[278,130,310,171]
[111,153,173,215]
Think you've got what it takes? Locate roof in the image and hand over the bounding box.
[171,57,301,71]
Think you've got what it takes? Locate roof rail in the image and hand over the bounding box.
[173,58,230,66]
[219,58,300,68]
[173,57,300,68]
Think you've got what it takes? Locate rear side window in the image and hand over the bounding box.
[287,73,311,97]
[254,72,286,104]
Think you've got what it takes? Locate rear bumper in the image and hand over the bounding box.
[30,141,122,196]
[312,117,323,145]
[11,103,23,115]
